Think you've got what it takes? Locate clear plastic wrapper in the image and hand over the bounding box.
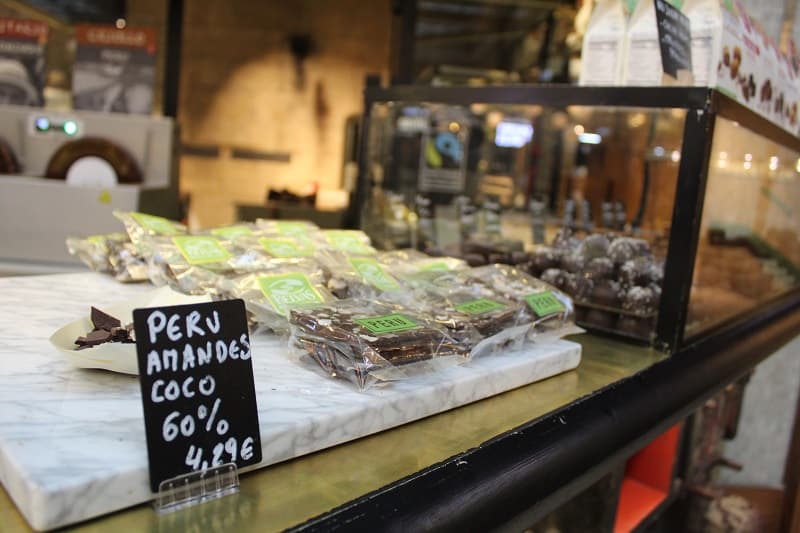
[194,223,262,241]
[114,210,187,245]
[66,232,149,282]
[316,250,406,299]
[378,249,468,282]
[457,264,580,342]
[233,233,317,260]
[139,234,234,295]
[318,229,377,255]
[217,267,334,334]
[139,231,320,295]
[255,219,320,237]
[289,299,468,390]
[382,280,533,357]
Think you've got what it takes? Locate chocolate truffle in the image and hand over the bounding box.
[464,253,488,267]
[530,247,562,275]
[608,238,638,265]
[564,273,594,300]
[540,268,567,290]
[509,251,531,265]
[488,253,509,265]
[561,250,586,273]
[586,257,615,280]
[619,258,662,287]
[622,286,657,315]
[582,234,611,261]
[590,280,622,307]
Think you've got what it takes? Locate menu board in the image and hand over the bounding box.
[133,299,262,491]
[73,24,157,114]
[0,17,47,106]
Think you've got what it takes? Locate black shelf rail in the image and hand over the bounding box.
[363,84,713,110]
[290,290,800,533]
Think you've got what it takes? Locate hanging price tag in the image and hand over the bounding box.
[133,299,262,492]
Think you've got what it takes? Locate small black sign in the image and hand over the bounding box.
[133,299,262,492]
[655,0,692,80]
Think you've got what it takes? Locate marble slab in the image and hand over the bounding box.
[0,273,581,531]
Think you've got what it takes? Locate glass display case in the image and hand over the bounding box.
[354,85,800,353]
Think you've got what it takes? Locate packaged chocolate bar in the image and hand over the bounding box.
[139,229,321,294]
[114,210,187,246]
[218,268,334,334]
[403,282,533,357]
[458,264,580,342]
[255,219,320,237]
[289,299,468,390]
[67,232,126,274]
[137,234,240,295]
[247,234,317,260]
[316,250,406,299]
[378,249,468,282]
[434,290,531,356]
[318,229,377,255]
[66,232,149,282]
[194,223,262,241]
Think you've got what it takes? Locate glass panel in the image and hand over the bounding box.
[362,101,686,341]
[685,117,800,338]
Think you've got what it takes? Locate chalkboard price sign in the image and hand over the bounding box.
[655,0,693,81]
[133,299,262,492]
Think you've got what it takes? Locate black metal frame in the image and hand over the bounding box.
[354,83,800,354]
[163,0,184,118]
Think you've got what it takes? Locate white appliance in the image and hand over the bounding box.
[0,104,177,274]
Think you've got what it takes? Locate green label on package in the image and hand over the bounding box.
[257,273,324,316]
[349,257,399,291]
[211,225,253,239]
[276,221,310,235]
[355,314,420,335]
[454,298,507,315]
[88,232,126,244]
[325,231,374,255]
[419,261,450,272]
[259,238,313,258]
[172,236,231,265]
[524,291,565,317]
[132,212,180,235]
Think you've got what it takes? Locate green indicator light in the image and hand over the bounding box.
[63,120,78,136]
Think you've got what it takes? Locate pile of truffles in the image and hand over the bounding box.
[523,231,664,338]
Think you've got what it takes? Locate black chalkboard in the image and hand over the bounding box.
[655,0,692,79]
[133,299,262,492]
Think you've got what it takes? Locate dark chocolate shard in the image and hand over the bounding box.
[75,308,134,350]
[91,307,121,331]
[75,329,112,349]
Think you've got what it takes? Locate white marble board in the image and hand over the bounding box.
[0,273,581,531]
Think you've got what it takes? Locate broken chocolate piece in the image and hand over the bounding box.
[74,307,135,350]
[91,306,121,330]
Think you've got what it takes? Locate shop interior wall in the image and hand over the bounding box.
[176,0,392,229]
